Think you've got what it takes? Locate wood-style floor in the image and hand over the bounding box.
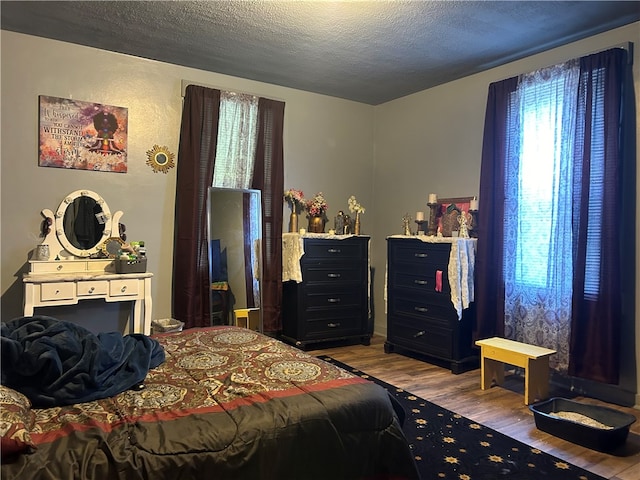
[308,335,640,480]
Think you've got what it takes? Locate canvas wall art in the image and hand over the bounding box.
[38,95,128,173]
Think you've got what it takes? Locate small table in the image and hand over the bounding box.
[475,337,556,405]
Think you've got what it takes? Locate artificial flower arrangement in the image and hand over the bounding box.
[284,188,305,211]
[348,195,365,215]
[306,192,329,217]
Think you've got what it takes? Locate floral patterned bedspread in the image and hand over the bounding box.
[2,326,418,480]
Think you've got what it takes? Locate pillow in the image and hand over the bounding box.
[0,384,35,457]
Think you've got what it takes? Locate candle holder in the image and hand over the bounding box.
[469,209,479,238]
[427,203,438,236]
[415,220,427,235]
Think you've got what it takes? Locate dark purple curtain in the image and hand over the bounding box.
[476,48,632,384]
[252,98,285,333]
[172,85,220,329]
[474,77,518,341]
[568,49,629,383]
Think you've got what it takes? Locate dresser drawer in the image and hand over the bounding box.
[389,292,457,325]
[109,279,140,297]
[303,240,366,262]
[303,288,362,309]
[389,240,450,266]
[302,264,365,284]
[41,282,75,301]
[77,281,109,296]
[389,316,453,359]
[304,312,363,338]
[390,269,450,294]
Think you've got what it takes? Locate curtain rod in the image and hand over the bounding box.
[584,41,634,64]
[180,79,285,101]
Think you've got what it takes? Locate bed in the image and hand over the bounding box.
[1,322,418,479]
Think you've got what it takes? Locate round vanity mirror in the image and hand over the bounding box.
[55,190,112,257]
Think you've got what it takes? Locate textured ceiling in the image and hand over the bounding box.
[2,1,639,104]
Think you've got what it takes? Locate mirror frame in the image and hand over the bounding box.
[146,145,176,174]
[207,187,263,331]
[55,190,112,257]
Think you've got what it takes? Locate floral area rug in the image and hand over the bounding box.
[318,355,606,480]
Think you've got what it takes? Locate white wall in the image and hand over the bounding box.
[0,31,374,331]
[372,22,639,405]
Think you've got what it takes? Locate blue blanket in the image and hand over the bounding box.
[1,316,165,407]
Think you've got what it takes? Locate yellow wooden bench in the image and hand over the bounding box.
[475,337,556,405]
[233,308,260,331]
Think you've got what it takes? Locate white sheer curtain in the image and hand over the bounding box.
[503,61,579,372]
[212,91,259,188]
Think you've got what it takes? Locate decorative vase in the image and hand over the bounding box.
[289,210,298,233]
[308,215,325,233]
[288,201,301,233]
[354,212,361,235]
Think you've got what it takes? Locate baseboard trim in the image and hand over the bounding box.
[549,371,637,408]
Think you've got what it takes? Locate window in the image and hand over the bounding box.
[512,66,577,289]
[477,47,629,383]
[212,91,259,189]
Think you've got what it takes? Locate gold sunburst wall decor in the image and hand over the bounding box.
[146,145,175,173]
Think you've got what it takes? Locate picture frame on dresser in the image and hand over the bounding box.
[437,196,474,237]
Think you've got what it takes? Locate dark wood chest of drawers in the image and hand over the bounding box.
[385,237,477,373]
[281,236,371,349]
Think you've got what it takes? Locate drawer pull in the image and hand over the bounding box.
[57,265,63,271]
[414,306,429,313]
[414,253,428,258]
[327,273,341,278]
[327,248,342,254]
[414,279,428,285]
[413,330,426,338]
[327,298,341,303]
[327,322,341,328]
[121,286,127,293]
[88,287,95,293]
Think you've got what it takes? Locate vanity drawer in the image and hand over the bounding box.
[109,279,140,297]
[77,281,108,296]
[30,261,84,274]
[41,282,75,301]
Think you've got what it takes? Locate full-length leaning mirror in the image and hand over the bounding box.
[207,187,262,330]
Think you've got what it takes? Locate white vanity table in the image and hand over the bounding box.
[23,190,153,335]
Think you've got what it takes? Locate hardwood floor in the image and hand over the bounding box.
[308,335,640,480]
